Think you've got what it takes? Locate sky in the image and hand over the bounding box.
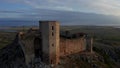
[0,0,120,26]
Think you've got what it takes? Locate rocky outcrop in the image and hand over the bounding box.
[0,34,27,68]
[94,42,120,62]
[29,57,51,68]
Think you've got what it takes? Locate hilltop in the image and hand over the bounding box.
[0,26,120,68]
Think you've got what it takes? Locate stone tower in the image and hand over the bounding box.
[39,21,60,65]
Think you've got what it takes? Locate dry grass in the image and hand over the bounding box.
[0,32,16,49]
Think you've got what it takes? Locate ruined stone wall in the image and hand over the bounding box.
[21,39,35,65]
[19,32,38,65]
[86,37,93,53]
[60,37,86,56]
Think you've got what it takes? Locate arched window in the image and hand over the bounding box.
[52,44,54,47]
[52,26,54,30]
[52,32,54,36]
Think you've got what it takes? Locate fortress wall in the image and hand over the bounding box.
[60,38,66,56]
[60,37,86,56]
[22,39,35,65]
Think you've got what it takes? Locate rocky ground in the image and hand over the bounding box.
[0,34,27,68]
[93,42,120,68]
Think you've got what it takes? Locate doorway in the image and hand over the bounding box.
[34,38,43,60]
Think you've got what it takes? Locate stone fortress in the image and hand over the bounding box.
[19,21,93,66]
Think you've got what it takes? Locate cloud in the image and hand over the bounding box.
[9,0,120,16]
[88,0,120,15]
[1,0,120,16]
[0,10,24,13]
[0,9,120,26]
[1,0,120,26]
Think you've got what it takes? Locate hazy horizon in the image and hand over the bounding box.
[1,0,120,26]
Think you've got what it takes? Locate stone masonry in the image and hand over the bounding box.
[18,21,93,66]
